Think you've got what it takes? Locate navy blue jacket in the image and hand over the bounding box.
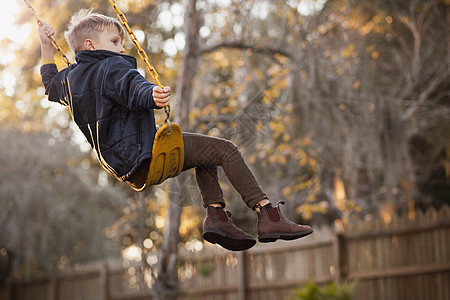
[41,50,160,181]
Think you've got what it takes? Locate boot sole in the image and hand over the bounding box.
[203,228,256,251]
[258,229,313,243]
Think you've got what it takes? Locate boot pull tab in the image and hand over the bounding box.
[255,201,285,212]
[276,201,286,207]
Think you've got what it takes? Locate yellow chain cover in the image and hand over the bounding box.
[128,123,184,191]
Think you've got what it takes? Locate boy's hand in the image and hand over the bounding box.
[38,22,55,60]
[153,86,171,108]
[38,22,54,46]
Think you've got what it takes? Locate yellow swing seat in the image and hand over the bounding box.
[128,122,184,192]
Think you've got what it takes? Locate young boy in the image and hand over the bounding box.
[39,9,312,251]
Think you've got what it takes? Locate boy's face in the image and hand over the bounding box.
[91,27,125,54]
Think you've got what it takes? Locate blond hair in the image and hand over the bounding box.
[64,9,125,54]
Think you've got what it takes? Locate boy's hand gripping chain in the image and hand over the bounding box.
[23,0,72,67]
[108,0,172,130]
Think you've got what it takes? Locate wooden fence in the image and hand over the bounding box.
[1,205,449,300]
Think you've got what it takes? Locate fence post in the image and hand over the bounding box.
[5,279,12,300]
[100,263,110,300]
[237,251,247,300]
[333,233,348,283]
[49,273,58,300]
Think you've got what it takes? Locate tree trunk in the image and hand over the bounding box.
[376,98,416,216]
[154,0,201,298]
[154,189,183,299]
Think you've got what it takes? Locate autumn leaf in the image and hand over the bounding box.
[341,44,355,58]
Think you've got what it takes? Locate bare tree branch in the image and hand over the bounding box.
[200,41,295,61]
[402,66,450,120]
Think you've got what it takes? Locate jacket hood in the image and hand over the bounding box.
[75,50,137,67]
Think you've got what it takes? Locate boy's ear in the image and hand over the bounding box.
[84,39,96,51]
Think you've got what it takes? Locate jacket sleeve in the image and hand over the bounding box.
[102,58,160,111]
[40,63,70,106]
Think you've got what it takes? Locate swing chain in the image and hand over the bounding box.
[108,0,172,125]
[23,0,72,66]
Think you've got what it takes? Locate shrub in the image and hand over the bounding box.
[287,281,355,300]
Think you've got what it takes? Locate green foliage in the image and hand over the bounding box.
[287,281,355,300]
[198,262,215,278]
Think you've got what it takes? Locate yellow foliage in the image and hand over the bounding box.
[317,24,329,35]
[347,200,362,213]
[297,204,313,219]
[180,207,201,237]
[201,103,217,117]
[281,186,292,197]
[306,192,316,202]
[334,176,347,210]
[309,158,317,169]
[294,180,311,191]
[371,51,380,59]
[359,22,374,35]
[269,120,286,139]
[274,53,289,65]
[254,69,265,81]
[268,153,277,164]
[267,64,282,76]
[262,94,274,105]
[264,86,281,102]
[295,202,327,220]
[298,149,308,167]
[276,143,289,152]
[341,44,355,58]
[373,25,386,34]
[189,107,200,120]
[372,14,382,23]
[288,8,297,27]
[366,45,376,53]
[277,155,287,165]
[278,78,288,90]
[300,136,311,146]
[214,52,229,68]
[255,121,264,132]
[228,80,249,100]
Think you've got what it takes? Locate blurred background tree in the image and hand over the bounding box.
[0,128,126,280]
[0,0,448,293]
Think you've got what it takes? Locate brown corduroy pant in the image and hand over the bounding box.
[181,132,267,209]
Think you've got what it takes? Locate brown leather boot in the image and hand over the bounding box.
[203,206,256,251]
[256,201,313,243]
